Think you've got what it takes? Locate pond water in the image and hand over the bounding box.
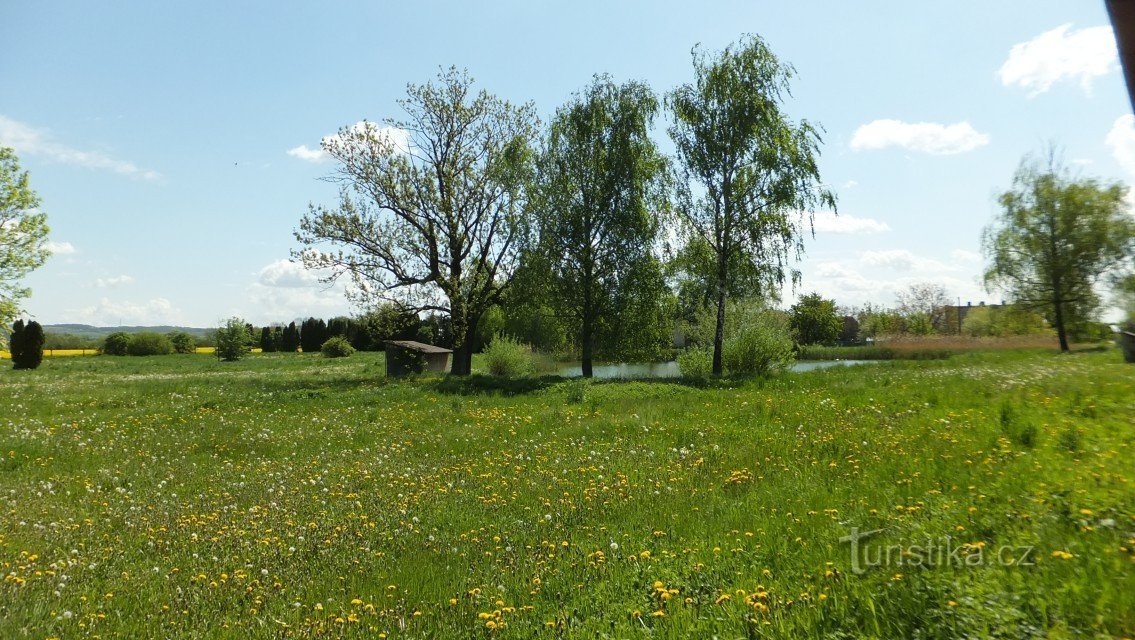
[554,359,876,379]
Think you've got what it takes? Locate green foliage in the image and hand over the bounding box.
[789,292,842,345]
[102,332,132,356]
[484,333,533,377]
[0,148,51,330]
[983,150,1135,350]
[279,322,299,353]
[126,332,174,356]
[676,346,712,378]
[474,305,505,353]
[299,317,327,353]
[296,67,540,375]
[42,332,98,350]
[388,345,426,375]
[214,317,251,362]
[320,336,355,358]
[667,35,835,374]
[9,319,44,369]
[563,378,589,404]
[962,305,1049,337]
[166,331,197,354]
[687,299,794,375]
[720,304,794,376]
[534,75,670,375]
[353,305,422,351]
[896,282,952,334]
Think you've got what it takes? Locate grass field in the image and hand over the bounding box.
[1,350,1132,638]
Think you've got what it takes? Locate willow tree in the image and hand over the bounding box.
[536,75,670,376]
[668,35,835,375]
[983,152,1135,351]
[1,148,50,337]
[296,67,539,375]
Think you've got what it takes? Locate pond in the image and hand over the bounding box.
[554,359,877,379]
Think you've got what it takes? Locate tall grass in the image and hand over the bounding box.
[0,350,1131,637]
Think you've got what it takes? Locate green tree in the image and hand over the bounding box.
[10,319,45,370]
[167,331,196,354]
[1,148,51,334]
[214,317,251,362]
[296,67,539,375]
[535,75,669,376]
[789,292,841,345]
[896,283,952,334]
[300,317,326,353]
[102,332,131,356]
[668,35,835,375]
[280,322,300,353]
[983,152,1135,351]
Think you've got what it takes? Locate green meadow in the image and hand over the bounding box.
[1,350,1132,638]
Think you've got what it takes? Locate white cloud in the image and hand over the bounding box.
[841,180,858,189]
[797,261,986,309]
[67,297,182,326]
[256,259,320,288]
[951,249,982,264]
[811,211,891,235]
[286,145,327,162]
[859,249,953,273]
[1106,114,1135,176]
[999,24,1117,96]
[94,274,135,288]
[851,120,989,155]
[241,259,351,324]
[288,121,410,163]
[0,114,161,180]
[44,240,76,255]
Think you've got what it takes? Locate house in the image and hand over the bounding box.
[384,340,452,376]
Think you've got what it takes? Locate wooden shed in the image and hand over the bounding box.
[384,340,452,376]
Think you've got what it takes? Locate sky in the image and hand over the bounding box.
[2,1,1133,327]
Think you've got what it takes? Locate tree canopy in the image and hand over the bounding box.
[668,35,835,375]
[534,75,671,376]
[983,152,1135,351]
[0,147,50,337]
[296,67,539,375]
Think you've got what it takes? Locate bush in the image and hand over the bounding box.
[564,378,589,404]
[126,332,174,356]
[717,302,794,376]
[321,336,355,358]
[677,347,712,378]
[167,331,197,354]
[102,332,131,356]
[10,320,45,370]
[214,317,251,362]
[484,334,532,376]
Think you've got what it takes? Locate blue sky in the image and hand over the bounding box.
[2,1,1132,327]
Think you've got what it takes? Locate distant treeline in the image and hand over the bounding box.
[256,307,453,353]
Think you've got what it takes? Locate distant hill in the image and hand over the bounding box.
[44,324,213,339]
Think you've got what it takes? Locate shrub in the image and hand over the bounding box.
[484,334,532,376]
[677,347,712,378]
[321,336,355,358]
[10,320,45,370]
[214,317,251,362]
[126,332,174,356]
[102,332,131,356]
[167,331,197,354]
[721,304,794,376]
[564,378,589,404]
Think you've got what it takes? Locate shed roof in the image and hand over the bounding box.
[384,340,453,354]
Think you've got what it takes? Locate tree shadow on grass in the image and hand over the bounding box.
[428,374,562,397]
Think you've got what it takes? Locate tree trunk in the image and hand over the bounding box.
[712,281,726,376]
[450,339,474,375]
[581,309,594,378]
[1053,297,1070,352]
